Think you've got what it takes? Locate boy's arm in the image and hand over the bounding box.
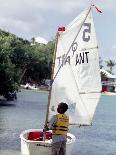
[43,115,57,132]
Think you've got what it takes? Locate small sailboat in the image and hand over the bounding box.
[20,4,101,155]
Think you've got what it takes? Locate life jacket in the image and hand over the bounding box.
[52,114,69,135]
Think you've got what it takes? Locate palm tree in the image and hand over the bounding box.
[31,37,35,45]
[99,57,103,69]
[105,59,116,74]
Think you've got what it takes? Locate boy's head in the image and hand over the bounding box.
[57,102,68,114]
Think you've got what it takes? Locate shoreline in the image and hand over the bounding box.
[102,92,116,96]
[21,87,116,96]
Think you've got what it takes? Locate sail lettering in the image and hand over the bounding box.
[57,56,61,66]
[83,23,91,42]
[65,56,70,65]
[57,54,70,66]
[57,52,89,66]
[75,51,89,65]
[72,42,78,55]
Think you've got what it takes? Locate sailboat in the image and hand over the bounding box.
[20,4,101,155]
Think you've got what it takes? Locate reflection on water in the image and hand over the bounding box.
[0,90,116,155]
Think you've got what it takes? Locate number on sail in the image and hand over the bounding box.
[83,23,91,42]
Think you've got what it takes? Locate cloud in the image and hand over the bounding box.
[0,0,115,74]
[0,0,86,39]
[0,0,115,40]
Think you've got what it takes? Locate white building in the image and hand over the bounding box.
[100,69,116,92]
[35,37,48,44]
[31,36,48,45]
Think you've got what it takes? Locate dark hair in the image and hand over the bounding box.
[58,102,68,113]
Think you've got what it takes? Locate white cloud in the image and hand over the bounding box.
[0,0,115,74]
[0,0,115,40]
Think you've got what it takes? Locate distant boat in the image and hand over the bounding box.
[21,83,38,90]
[20,4,101,155]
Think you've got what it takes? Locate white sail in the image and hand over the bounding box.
[49,7,101,125]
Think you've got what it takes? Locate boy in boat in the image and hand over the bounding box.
[44,102,69,155]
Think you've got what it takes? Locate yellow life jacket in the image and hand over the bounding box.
[52,114,69,135]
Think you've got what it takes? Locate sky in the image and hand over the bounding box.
[0,0,116,74]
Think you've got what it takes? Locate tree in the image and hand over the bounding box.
[105,59,116,74]
[9,37,31,83]
[0,30,18,95]
[23,40,55,84]
[0,28,55,95]
[0,29,31,95]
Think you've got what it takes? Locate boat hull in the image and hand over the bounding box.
[20,129,76,155]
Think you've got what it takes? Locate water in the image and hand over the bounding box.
[0,90,116,155]
[71,95,116,155]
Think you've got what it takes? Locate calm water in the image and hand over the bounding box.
[0,89,116,155]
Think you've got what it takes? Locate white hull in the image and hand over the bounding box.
[20,129,76,155]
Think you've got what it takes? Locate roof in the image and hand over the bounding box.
[100,69,116,79]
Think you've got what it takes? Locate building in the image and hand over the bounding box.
[35,37,48,44]
[100,69,116,92]
[31,36,48,45]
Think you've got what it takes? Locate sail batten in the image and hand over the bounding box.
[79,92,101,94]
[48,6,101,126]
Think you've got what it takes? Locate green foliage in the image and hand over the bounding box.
[0,30,32,95]
[0,29,55,95]
[0,63,18,94]
[0,30,19,94]
[105,59,116,74]
[23,40,55,83]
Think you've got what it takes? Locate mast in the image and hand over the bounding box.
[44,32,59,126]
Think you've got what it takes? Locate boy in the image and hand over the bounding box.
[44,102,69,155]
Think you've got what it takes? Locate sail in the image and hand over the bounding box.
[49,7,101,126]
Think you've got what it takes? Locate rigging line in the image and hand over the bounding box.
[51,5,92,85]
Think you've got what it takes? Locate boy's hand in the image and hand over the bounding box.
[43,125,49,132]
[44,124,48,128]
